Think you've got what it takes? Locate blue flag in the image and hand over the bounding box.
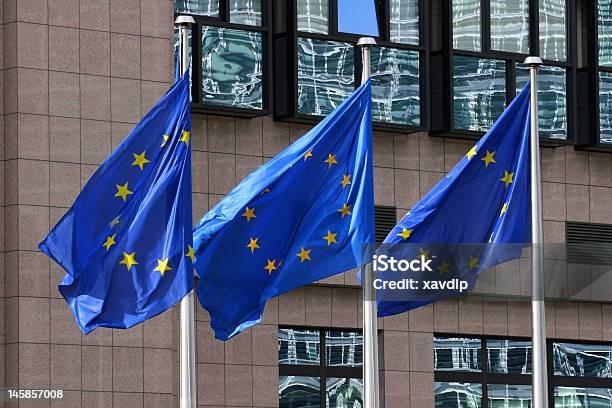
[39,72,194,334]
[377,83,532,317]
[193,82,375,340]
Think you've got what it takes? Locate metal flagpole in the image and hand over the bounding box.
[358,37,379,408]
[525,56,548,408]
[176,15,197,408]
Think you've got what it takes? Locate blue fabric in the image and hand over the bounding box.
[377,83,533,317]
[40,73,194,334]
[193,81,375,340]
[338,0,379,36]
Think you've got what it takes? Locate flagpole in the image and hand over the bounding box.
[176,15,197,408]
[525,56,548,408]
[358,37,379,408]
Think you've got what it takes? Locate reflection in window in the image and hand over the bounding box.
[278,328,321,365]
[279,376,321,407]
[175,0,219,16]
[229,0,262,26]
[487,339,532,375]
[555,387,612,407]
[434,337,482,372]
[370,47,420,126]
[297,0,328,34]
[600,72,612,144]
[453,0,481,51]
[453,56,506,132]
[553,342,612,378]
[488,384,532,407]
[297,38,354,116]
[389,0,419,45]
[326,331,363,367]
[599,0,612,66]
[326,378,363,407]
[539,0,567,62]
[435,382,482,408]
[490,0,530,54]
[516,64,567,140]
[201,26,263,109]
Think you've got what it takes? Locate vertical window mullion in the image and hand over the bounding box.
[320,329,326,406]
[530,0,539,57]
[482,0,491,52]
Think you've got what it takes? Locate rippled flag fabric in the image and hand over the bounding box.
[193,82,375,340]
[39,73,194,334]
[377,83,533,317]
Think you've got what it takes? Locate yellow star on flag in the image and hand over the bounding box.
[500,202,508,215]
[419,248,430,261]
[500,171,514,188]
[466,145,478,160]
[119,251,138,271]
[296,247,311,263]
[154,258,172,277]
[304,150,313,161]
[260,188,271,196]
[102,234,116,251]
[340,174,351,188]
[242,207,256,222]
[323,231,338,246]
[265,259,277,275]
[481,150,496,168]
[180,130,190,145]
[467,256,480,271]
[115,182,133,202]
[131,151,151,171]
[338,203,352,218]
[324,154,338,168]
[247,238,260,254]
[109,216,121,227]
[161,135,170,148]
[185,245,196,263]
[438,261,451,274]
[397,228,414,240]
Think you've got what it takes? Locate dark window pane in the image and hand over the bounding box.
[297,38,354,116]
[278,329,321,365]
[326,378,363,407]
[540,0,567,62]
[487,339,532,374]
[600,71,612,144]
[325,331,363,367]
[371,47,420,126]
[488,384,532,408]
[554,387,612,407]
[175,0,219,16]
[435,382,482,407]
[599,0,612,67]
[553,342,612,378]
[201,26,263,110]
[434,337,482,372]
[516,65,567,140]
[389,0,419,45]
[490,0,530,54]
[453,0,481,51]
[279,376,321,407]
[453,56,506,132]
[229,0,262,25]
[297,0,328,34]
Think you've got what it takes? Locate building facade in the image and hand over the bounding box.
[1,0,612,407]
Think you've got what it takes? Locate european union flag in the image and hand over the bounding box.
[39,72,194,334]
[377,83,532,317]
[193,82,375,340]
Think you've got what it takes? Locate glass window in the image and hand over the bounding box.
[452,0,481,52]
[325,331,363,367]
[370,47,420,126]
[175,0,219,16]
[201,26,263,110]
[553,342,612,378]
[389,0,419,45]
[487,384,532,407]
[297,0,328,34]
[326,378,363,406]
[279,376,321,407]
[599,0,612,67]
[278,328,321,365]
[297,38,354,116]
[435,382,483,408]
[434,337,482,372]
[453,56,506,132]
[229,0,262,26]
[600,71,612,144]
[487,339,532,375]
[539,0,567,62]
[490,0,530,54]
[554,387,612,407]
[516,64,567,140]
